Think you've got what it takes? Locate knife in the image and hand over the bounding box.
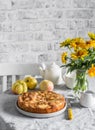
[66,98,74,120]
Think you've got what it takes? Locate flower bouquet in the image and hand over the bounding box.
[60,32,95,93]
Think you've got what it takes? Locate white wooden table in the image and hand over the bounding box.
[0,78,95,130]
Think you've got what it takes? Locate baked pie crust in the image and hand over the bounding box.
[17,91,66,114]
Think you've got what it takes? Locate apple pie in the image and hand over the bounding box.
[17,91,66,114]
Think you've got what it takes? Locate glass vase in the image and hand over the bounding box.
[73,69,88,94]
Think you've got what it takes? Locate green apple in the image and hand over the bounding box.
[24,76,38,89]
[12,80,27,94]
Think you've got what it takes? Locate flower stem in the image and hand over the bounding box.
[73,69,88,93]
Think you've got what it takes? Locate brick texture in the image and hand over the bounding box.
[0,0,95,65]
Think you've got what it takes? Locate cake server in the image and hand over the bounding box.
[66,98,74,120]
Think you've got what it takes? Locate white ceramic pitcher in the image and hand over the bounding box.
[63,71,76,89]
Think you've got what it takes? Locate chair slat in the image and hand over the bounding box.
[12,75,16,84]
[2,76,7,92]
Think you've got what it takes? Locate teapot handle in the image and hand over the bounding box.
[41,63,46,70]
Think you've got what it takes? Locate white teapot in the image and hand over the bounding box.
[80,90,95,107]
[39,62,63,85]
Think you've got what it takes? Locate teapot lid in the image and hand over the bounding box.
[48,62,60,69]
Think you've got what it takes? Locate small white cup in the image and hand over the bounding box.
[80,90,95,107]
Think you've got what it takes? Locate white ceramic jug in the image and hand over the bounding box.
[80,90,95,107]
[63,71,76,89]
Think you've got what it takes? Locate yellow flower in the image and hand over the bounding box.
[70,38,86,49]
[86,40,95,48]
[86,41,92,49]
[61,52,67,64]
[88,32,95,40]
[60,38,71,47]
[71,53,78,60]
[71,49,88,60]
[70,42,77,49]
[88,64,95,77]
[91,40,95,47]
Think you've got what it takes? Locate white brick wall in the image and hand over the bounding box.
[0,0,95,65]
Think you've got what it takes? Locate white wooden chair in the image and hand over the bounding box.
[0,63,40,92]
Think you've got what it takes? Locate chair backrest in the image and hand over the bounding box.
[0,63,40,92]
